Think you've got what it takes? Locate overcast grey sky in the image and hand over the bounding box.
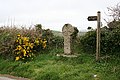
[0,0,119,31]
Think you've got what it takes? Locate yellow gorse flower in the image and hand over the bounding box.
[42,40,47,49]
[22,49,27,56]
[29,43,34,49]
[35,39,39,44]
[22,37,29,42]
[15,57,20,61]
[17,34,21,37]
[15,45,22,50]
[16,40,19,43]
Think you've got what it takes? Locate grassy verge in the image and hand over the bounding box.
[0,50,120,80]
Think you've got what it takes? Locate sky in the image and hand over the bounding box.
[0,0,120,31]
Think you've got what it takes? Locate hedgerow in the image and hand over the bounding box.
[0,25,52,62]
[80,24,120,55]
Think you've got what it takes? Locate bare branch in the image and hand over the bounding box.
[107,2,120,20]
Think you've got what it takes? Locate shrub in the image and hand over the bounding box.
[80,31,96,54]
[80,27,120,55]
[52,36,64,49]
[0,27,18,60]
[14,34,47,62]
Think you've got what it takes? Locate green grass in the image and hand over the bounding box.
[0,50,120,80]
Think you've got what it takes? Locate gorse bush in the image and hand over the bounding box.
[14,34,34,61]
[14,34,47,61]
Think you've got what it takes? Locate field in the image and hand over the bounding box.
[52,30,86,37]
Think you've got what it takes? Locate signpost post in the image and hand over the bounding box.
[87,11,101,61]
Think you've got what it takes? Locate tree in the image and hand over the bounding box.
[106,3,120,30]
[107,2,120,21]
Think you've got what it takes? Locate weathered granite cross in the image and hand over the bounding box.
[62,24,76,55]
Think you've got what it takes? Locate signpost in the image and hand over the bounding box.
[87,11,101,61]
[87,16,97,21]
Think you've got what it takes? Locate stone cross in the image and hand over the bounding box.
[62,24,76,55]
